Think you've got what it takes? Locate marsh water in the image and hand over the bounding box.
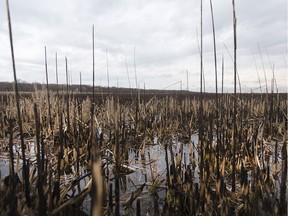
[0,134,200,215]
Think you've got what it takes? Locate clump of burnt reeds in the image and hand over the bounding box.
[1,0,287,215]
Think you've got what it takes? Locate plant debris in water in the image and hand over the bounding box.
[0,91,287,215]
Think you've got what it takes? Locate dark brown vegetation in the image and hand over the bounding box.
[0,87,287,215]
[1,81,286,102]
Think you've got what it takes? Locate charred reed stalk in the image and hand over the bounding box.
[221,55,224,95]
[34,103,47,215]
[92,25,95,103]
[114,123,120,216]
[45,46,53,132]
[134,47,138,89]
[106,48,110,92]
[257,43,268,94]
[8,118,17,214]
[55,52,60,113]
[232,0,237,193]
[209,0,220,179]
[199,0,204,178]
[125,55,131,90]
[65,57,70,129]
[90,24,103,216]
[6,0,31,207]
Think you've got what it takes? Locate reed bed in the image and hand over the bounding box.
[0,90,287,215]
[1,0,287,215]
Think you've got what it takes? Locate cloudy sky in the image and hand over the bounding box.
[0,0,287,92]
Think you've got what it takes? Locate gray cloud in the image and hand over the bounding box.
[0,0,286,92]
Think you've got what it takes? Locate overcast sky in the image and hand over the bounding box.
[0,0,287,92]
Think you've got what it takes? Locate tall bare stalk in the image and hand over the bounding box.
[106,48,110,91]
[252,51,262,93]
[134,47,138,88]
[92,25,95,102]
[196,28,206,92]
[65,57,70,129]
[209,0,219,178]
[223,42,242,94]
[90,23,96,214]
[186,70,189,92]
[199,0,204,177]
[6,0,31,207]
[220,55,224,159]
[45,46,52,132]
[80,71,82,94]
[8,119,16,214]
[257,43,268,93]
[115,113,120,216]
[232,0,237,193]
[34,103,47,215]
[221,55,224,94]
[55,53,59,97]
[266,49,278,91]
[90,25,103,216]
[125,55,131,89]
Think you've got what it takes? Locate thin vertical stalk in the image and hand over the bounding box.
[209,0,219,179]
[196,28,206,93]
[89,25,95,163]
[106,48,110,92]
[269,65,274,134]
[40,126,45,173]
[70,70,74,97]
[90,24,96,212]
[90,24,103,216]
[115,114,120,216]
[8,119,15,183]
[55,52,60,116]
[58,113,64,176]
[79,71,83,123]
[65,57,70,129]
[265,49,274,73]
[134,47,138,88]
[80,72,82,95]
[199,0,204,177]
[220,55,225,158]
[45,46,53,132]
[92,25,95,102]
[34,103,47,215]
[125,55,131,89]
[221,55,224,95]
[186,70,189,92]
[76,72,82,174]
[232,0,237,193]
[6,0,31,207]
[89,24,95,162]
[257,43,268,93]
[65,57,70,128]
[252,51,262,93]
[8,118,16,214]
[223,42,242,95]
[55,53,59,97]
